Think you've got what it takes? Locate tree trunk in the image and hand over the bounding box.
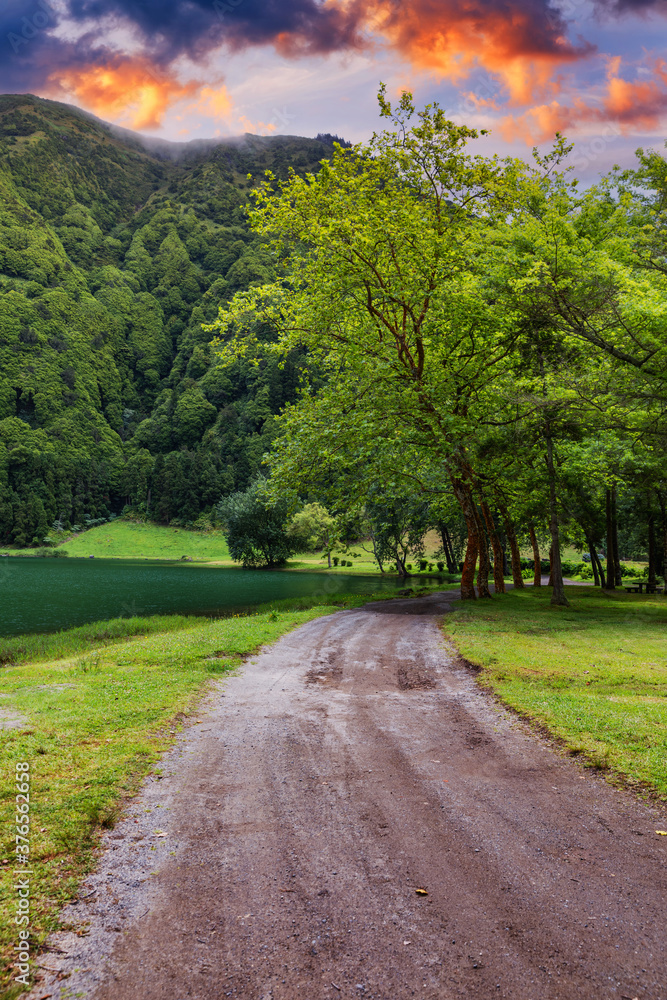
[476,506,492,599]
[450,477,478,600]
[612,485,622,586]
[586,534,600,587]
[648,509,657,586]
[545,435,568,606]
[437,522,457,573]
[498,502,524,589]
[657,491,667,583]
[548,545,554,587]
[327,550,332,569]
[528,523,541,587]
[605,488,615,589]
[395,552,409,578]
[480,500,505,593]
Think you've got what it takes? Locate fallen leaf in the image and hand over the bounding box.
[415,887,429,896]
[403,940,411,945]
[656,830,667,836]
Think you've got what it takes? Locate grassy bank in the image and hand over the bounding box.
[43,520,449,576]
[1,584,441,995]
[444,587,667,797]
[55,520,233,561]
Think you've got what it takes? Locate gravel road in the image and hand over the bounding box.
[30,592,667,1000]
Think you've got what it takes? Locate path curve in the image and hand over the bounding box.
[31,592,667,1000]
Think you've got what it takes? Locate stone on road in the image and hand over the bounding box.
[32,593,667,1000]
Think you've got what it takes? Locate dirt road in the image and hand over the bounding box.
[32,593,667,1000]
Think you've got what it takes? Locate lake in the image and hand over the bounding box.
[0,557,402,636]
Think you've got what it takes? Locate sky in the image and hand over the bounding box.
[3,0,667,176]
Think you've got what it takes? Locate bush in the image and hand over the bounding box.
[216,482,295,568]
[332,556,339,567]
[437,561,444,571]
[419,559,428,571]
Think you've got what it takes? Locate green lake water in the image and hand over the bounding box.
[0,557,401,636]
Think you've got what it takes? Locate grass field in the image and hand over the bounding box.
[56,520,233,561]
[444,587,667,797]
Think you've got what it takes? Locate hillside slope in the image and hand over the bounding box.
[0,95,338,544]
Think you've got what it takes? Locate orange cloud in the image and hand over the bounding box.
[196,85,233,119]
[500,56,667,143]
[500,101,575,143]
[361,0,593,105]
[49,58,200,130]
[603,55,667,128]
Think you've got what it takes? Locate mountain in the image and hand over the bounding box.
[0,94,341,545]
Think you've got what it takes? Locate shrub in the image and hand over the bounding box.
[216,482,295,568]
[437,561,444,571]
[332,556,339,567]
[419,559,428,571]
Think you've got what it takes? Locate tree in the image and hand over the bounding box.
[209,88,518,599]
[217,480,295,568]
[286,503,337,567]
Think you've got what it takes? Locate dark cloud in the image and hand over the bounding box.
[595,0,667,12]
[0,0,369,94]
[0,0,595,88]
[0,0,646,130]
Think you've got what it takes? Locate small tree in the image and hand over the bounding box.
[216,481,295,568]
[286,503,338,568]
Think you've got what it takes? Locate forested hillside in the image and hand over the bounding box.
[0,94,338,545]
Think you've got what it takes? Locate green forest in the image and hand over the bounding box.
[1,91,666,603]
[0,94,340,544]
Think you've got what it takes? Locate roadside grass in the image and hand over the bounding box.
[0,582,450,994]
[0,603,346,996]
[0,615,203,667]
[444,587,667,797]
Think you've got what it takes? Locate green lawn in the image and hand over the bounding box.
[444,587,667,796]
[57,520,233,561]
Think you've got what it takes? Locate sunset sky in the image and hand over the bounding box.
[3,1,667,174]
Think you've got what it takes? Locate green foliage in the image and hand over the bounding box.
[286,503,337,553]
[217,480,295,567]
[209,88,667,603]
[0,95,333,542]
